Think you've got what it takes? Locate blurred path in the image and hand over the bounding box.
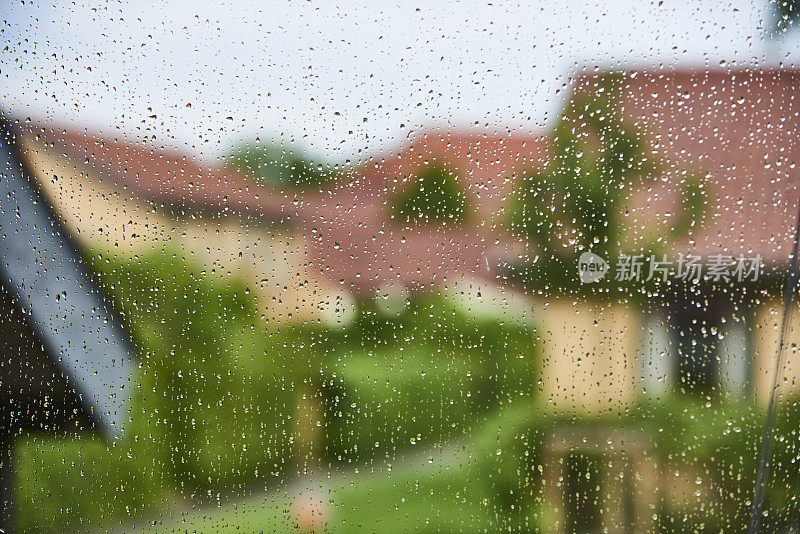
[112,437,470,533]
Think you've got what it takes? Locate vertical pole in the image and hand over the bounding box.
[0,435,12,534]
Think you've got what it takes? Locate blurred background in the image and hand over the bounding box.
[2,1,800,532]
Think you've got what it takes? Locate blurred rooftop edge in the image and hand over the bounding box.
[12,66,800,411]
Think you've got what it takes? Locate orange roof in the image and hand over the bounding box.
[575,68,800,264]
[18,122,292,223]
[15,67,800,293]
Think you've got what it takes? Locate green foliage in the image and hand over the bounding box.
[227,141,333,188]
[321,345,478,460]
[392,162,469,224]
[145,403,544,534]
[14,249,539,532]
[88,248,296,492]
[15,436,168,533]
[317,296,540,461]
[672,172,709,238]
[774,0,800,35]
[508,72,708,296]
[15,247,299,532]
[113,393,792,533]
[510,73,656,271]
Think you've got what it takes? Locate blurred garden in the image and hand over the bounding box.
[10,243,800,532]
[14,245,541,532]
[12,69,800,533]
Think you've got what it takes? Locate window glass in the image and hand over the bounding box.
[1,1,800,532]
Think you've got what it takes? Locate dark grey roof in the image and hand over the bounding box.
[0,118,135,438]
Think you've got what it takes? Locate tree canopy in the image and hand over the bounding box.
[509,72,706,294]
[227,141,334,188]
[392,162,470,224]
[774,0,800,35]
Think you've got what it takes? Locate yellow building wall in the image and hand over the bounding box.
[536,296,800,409]
[535,300,640,412]
[180,220,321,324]
[751,299,800,404]
[19,134,173,253]
[18,134,324,325]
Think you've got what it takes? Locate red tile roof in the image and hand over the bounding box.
[295,131,547,293]
[18,123,292,223]
[16,67,800,294]
[574,68,800,265]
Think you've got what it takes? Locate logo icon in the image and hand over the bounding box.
[578,251,609,283]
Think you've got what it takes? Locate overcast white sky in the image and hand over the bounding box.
[1,0,799,164]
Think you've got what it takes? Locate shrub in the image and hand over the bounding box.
[15,435,168,533]
[317,296,540,461]
[87,248,297,492]
[15,247,299,532]
[321,344,479,460]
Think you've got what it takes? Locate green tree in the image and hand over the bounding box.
[392,162,469,224]
[84,248,297,493]
[774,0,800,35]
[228,141,334,188]
[509,72,705,293]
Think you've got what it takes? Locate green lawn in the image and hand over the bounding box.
[138,403,540,533]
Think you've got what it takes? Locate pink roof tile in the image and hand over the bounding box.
[17,67,800,293]
[574,68,800,265]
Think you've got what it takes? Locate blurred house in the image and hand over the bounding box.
[13,67,800,414]
[294,131,547,294]
[544,68,800,409]
[306,67,800,412]
[301,68,800,411]
[14,120,546,327]
[506,67,800,532]
[15,124,319,324]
